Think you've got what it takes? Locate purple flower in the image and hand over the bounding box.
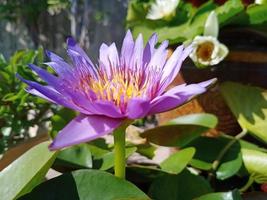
[17,31,215,150]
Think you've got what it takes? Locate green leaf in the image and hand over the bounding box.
[131,1,213,44]
[216,0,244,26]
[88,139,137,171]
[166,113,218,127]
[87,139,110,158]
[216,151,242,180]
[195,190,242,200]
[239,138,267,152]
[19,169,149,200]
[242,148,267,183]
[141,113,218,147]
[149,170,212,200]
[36,47,44,65]
[56,144,92,169]
[190,1,216,24]
[131,0,244,44]
[221,82,267,143]
[126,0,148,24]
[136,143,156,159]
[160,147,195,174]
[245,5,267,25]
[50,108,77,138]
[186,136,242,180]
[230,4,267,25]
[0,54,6,65]
[0,142,57,200]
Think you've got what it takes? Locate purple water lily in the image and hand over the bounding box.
[18,31,215,150]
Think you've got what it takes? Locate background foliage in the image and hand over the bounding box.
[1,0,267,199]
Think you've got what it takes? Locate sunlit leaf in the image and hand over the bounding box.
[216,0,244,26]
[160,147,195,174]
[221,82,267,143]
[242,148,267,183]
[142,113,218,147]
[230,4,267,25]
[0,142,57,200]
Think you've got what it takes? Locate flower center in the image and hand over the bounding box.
[196,41,214,61]
[78,65,161,110]
[91,72,143,105]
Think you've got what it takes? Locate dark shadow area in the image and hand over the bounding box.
[18,173,79,200]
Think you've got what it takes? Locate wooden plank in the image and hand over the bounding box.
[226,51,267,63]
[0,134,49,171]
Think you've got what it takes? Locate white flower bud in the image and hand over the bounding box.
[146,0,180,20]
[189,36,229,68]
[255,0,267,4]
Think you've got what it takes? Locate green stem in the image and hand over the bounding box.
[208,129,247,182]
[212,129,247,171]
[239,176,254,193]
[113,125,127,179]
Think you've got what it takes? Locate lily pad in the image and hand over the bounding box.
[221,82,267,143]
[242,148,267,183]
[0,142,57,200]
[141,113,218,147]
[186,136,242,180]
[19,169,149,200]
[148,169,212,200]
[160,147,195,174]
[56,143,92,169]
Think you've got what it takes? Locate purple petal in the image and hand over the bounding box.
[65,92,99,114]
[107,43,119,68]
[17,74,87,113]
[148,95,185,114]
[120,30,134,67]
[163,83,205,97]
[130,34,143,70]
[67,37,94,67]
[149,82,210,114]
[160,45,184,84]
[127,98,150,119]
[46,50,65,62]
[93,100,124,118]
[49,114,124,150]
[99,43,112,76]
[197,78,217,88]
[159,45,192,93]
[44,61,73,78]
[26,87,56,103]
[143,33,157,65]
[28,64,66,94]
[147,40,168,70]
[99,43,119,77]
[67,37,98,78]
[27,85,92,116]
[45,51,74,78]
[181,44,193,61]
[28,64,99,115]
